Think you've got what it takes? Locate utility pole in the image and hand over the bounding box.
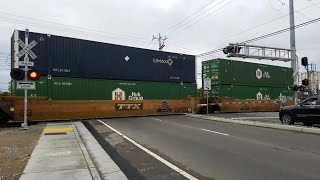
[152,33,167,51]
[289,0,298,104]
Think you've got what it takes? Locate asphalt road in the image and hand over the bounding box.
[91,115,320,180]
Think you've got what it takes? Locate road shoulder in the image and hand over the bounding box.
[0,123,44,180]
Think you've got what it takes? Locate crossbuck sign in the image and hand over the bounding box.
[17,39,37,59]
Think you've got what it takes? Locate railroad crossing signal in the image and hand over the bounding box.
[223,43,294,62]
[15,28,39,130]
[10,68,41,82]
[17,39,37,59]
[223,45,241,54]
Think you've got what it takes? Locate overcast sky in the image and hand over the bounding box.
[0,0,319,90]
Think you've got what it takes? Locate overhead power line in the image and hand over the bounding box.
[165,0,233,37]
[277,0,314,20]
[169,0,234,40]
[0,11,145,41]
[308,0,320,8]
[0,13,194,54]
[166,43,200,54]
[243,17,320,43]
[0,16,150,44]
[162,0,219,35]
[267,0,286,11]
[277,0,286,5]
[198,17,320,57]
[206,1,320,47]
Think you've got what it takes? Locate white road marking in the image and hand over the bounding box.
[201,128,230,136]
[231,117,278,120]
[98,120,198,180]
[151,118,163,122]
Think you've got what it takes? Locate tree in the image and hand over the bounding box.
[0,81,11,97]
[0,91,10,97]
[196,88,204,97]
[8,81,12,94]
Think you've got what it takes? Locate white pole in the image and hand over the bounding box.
[22,29,29,130]
[206,88,209,115]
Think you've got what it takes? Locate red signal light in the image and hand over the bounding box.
[27,69,40,81]
[10,68,25,80]
[299,85,305,91]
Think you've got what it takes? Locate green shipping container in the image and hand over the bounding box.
[211,84,293,100]
[13,77,196,100]
[202,58,293,87]
[202,59,231,85]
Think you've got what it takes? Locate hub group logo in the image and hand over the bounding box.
[112,88,125,100]
[256,68,271,80]
[112,88,144,100]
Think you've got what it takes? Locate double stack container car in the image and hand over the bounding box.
[202,58,293,100]
[11,30,197,100]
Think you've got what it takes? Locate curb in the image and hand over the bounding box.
[186,114,320,135]
[22,114,186,123]
[74,122,128,180]
[73,123,101,180]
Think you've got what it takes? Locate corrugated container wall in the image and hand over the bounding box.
[202,58,294,99]
[12,30,196,83]
[231,60,293,87]
[202,58,293,87]
[202,59,232,85]
[211,84,292,100]
[13,77,196,100]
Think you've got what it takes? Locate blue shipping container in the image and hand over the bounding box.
[11,30,196,83]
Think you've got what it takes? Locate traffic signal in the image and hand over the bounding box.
[302,79,309,86]
[301,57,308,66]
[289,85,306,91]
[10,68,25,80]
[292,85,299,91]
[222,47,229,54]
[223,46,241,54]
[27,69,40,81]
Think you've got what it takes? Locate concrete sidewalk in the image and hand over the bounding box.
[20,122,127,180]
[187,114,320,135]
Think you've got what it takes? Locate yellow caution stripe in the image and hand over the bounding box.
[44,127,73,132]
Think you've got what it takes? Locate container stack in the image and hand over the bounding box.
[11,30,197,100]
[202,58,293,100]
